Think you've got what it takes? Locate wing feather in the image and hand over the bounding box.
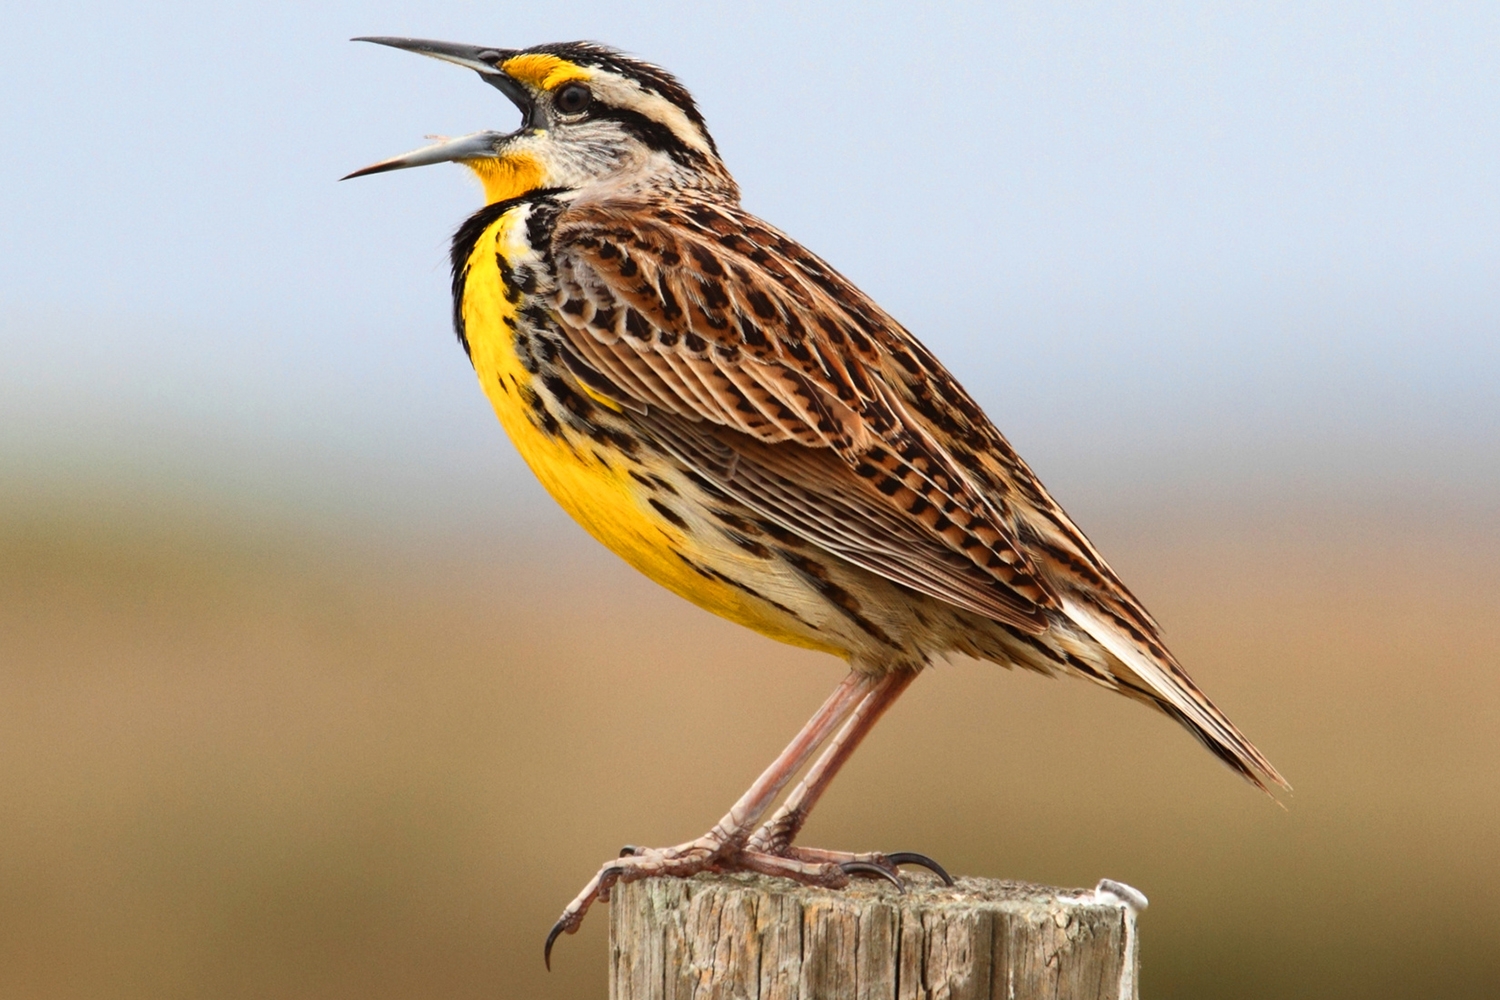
[635,412,1049,629]
[553,205,1062,590]
[539,194,1284,790]
[552,202,1054,627]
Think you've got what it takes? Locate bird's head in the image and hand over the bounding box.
[344,38,736,203]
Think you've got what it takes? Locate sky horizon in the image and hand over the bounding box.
[3,2,1496,536]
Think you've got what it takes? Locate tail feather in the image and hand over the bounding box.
[1059,595,1289,793]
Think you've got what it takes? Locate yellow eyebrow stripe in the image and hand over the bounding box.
[501,54,592,90]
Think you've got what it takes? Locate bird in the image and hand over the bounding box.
[344,37,1287,967]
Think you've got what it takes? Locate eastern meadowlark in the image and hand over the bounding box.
[345,37,1287,965]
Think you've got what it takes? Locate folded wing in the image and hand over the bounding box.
[547,195,1286,791]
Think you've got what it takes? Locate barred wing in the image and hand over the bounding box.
[550,197,1055,632]
[547,195,1286,790]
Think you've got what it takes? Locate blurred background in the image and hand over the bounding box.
[2,2,1497,997]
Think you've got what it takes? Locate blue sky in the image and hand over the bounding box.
[3,1,1496,532]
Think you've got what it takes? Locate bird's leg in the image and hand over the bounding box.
[747,668,915,853]
[546,669,878,966]
[746,668,954,885]
[701,668,877,851]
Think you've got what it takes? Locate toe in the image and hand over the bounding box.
[885,851,955,887]
[839,860,904,891]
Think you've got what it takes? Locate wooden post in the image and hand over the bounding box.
[609,872,1146,1000]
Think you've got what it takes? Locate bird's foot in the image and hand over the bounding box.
[793,845,955,886]
[545,835,871,968]
[760,844,956,887]
[746,812,955,887]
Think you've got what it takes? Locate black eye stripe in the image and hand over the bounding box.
[514,42,720,157]
[585,106,704,167]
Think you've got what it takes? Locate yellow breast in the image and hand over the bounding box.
[460,210,842,655]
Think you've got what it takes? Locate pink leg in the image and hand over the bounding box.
[747,668,919,855]
[545,670,878,966]
[705,669,876,847]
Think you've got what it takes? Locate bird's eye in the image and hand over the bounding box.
[554,83,592,115]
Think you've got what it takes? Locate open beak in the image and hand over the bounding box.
[342,36,532,181]
[341,131,510,180]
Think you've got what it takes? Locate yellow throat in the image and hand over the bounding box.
[462,151,546,205]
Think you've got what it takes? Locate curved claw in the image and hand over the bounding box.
[885,851,956,887]
[840,860,903,891]
[543,920,566,971]
[619,845,641,857]
[546,863,626,968]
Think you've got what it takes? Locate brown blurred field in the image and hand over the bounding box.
[1,483,1496,999]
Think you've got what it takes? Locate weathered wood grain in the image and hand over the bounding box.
[609,872,1145,1000]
